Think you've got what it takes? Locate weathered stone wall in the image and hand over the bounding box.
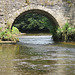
[0,0,75,28]
[0,0,5,27]
[62,0,75,27]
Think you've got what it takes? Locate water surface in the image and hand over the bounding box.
[0,35,75,75]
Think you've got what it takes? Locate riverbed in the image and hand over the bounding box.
[0,34,75,75]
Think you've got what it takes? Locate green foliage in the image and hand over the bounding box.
[0,32,5,39]
[57,22,70,35]
[0,27,20,41]
[62,22,70,32]
[12,26,20,34]
[67,27,75,34]
[57,28,62,36]
[56,22,75,42]
[0,27,2,32]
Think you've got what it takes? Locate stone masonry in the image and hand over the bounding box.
[0,0,75,28]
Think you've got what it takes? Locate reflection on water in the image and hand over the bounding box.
[0,35,75,75]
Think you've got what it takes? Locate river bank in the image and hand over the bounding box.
[57,42,75,46]
[54,22,75,42]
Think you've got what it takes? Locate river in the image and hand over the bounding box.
[0,34,75,75]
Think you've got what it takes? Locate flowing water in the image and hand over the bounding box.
[0,34,75,75]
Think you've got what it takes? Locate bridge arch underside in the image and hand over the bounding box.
[12,9,59,28]
[12,9,60,34]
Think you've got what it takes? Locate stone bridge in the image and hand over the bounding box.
[0,0,75,29]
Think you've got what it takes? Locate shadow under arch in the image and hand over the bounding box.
[12,9,59,28]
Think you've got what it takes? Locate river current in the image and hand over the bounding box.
[0,35,75,75]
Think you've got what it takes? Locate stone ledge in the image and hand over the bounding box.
[0,41,17,44]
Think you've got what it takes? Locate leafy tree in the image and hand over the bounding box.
[13,13,56,33]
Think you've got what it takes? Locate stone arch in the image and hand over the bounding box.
[7,4,67,28]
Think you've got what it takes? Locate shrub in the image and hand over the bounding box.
[0,26,20,41]
[56,22,75,42]
[12,26,20,34]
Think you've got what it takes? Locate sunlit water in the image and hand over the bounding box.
[0,35,75,75]
[18,35,54,45]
